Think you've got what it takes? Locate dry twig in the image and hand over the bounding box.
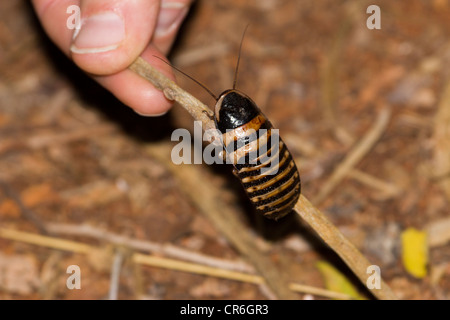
[46,222,254,274]
[133,253,356,300]
[0,228,356,300]
[312,107,392,205]
[129,57,215,131]
[433,80,450,199]
[108,249,125,300]
[347,169,402,198]
[128,57,398,300]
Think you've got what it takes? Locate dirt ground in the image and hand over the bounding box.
[1,0,449,300]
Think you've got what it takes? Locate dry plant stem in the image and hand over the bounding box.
[348,169,402,197]
[133,254,355,300]
[433,80,450,199]
[46,222,254,274]
[294,196,397,300]
[312,107,392,205]
[0,228,93,254]
[108,250,124,300]
[129,57,398,299]
[129,57,215,131]
[0,228,354,300]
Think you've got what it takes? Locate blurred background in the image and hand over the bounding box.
[0,0,449,299]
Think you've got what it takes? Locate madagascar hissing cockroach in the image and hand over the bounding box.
[158,28,301,220]
[213,87,301,220]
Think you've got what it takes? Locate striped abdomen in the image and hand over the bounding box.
[215,89,301,220]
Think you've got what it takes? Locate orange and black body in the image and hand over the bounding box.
[214,89,301,220]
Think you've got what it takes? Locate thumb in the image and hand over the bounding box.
[70,0,160,75]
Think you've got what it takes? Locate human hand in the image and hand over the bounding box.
[32,0,192,116]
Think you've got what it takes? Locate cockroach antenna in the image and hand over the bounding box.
[232,24,250,90]
[152,55,218,101]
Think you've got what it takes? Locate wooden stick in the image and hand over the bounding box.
[129,57,215,132]
[128,57,398,300]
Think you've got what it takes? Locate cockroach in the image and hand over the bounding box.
[213,89,301,220]
[159,28,301,220]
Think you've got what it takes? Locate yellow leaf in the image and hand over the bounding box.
[401,228,428,278]
[316,261,364,300]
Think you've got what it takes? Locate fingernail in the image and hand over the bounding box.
[155,2,188,37]
[71,12,125,54]
[134,110,168,117]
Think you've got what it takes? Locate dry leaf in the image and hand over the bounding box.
[0,252,40,295]
[426,217,450,247]
[189,278,230,298]
[21,183,56,207]
[0,199,21,218]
